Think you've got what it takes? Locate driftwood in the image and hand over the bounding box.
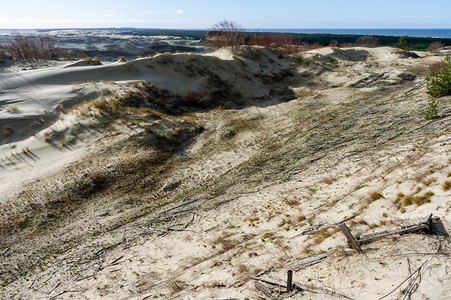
[357,214,433,244]
[339,222,363,252]
[249,275,358,300]
[249,275,288,288]
[254,281,274,298]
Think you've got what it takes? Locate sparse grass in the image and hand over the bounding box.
[72,80,96,85]
[169,280,186,296]
[43,133,51,142]
[6,107,19,113]
[56,104,66,114]
[443,180,451,191]
[422,177,437,186]
[232,55,248,67]
[302,226,340,255]
[312,227,340,245]
[296,214,306,222]
[283,197,299,206]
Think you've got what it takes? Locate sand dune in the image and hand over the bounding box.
[0,46,450,299]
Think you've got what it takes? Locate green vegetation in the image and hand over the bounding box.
[131,29,450,51]
[426,56,451,99]
[424,100,438,120]
[395,35,410,50]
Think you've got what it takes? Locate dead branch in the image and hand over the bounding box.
[284,253,328,271]
[358,214,433,244]
[254,281,274,298]
[378,259,429,300]
[94,239,126,257]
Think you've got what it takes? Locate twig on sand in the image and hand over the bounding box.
[378,259,429,300]
[49,290,78,300]
[47,282,61,295]
[2,247,10,256]
[94,239,126,257]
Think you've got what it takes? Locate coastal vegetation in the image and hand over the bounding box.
[0,35,82,60]
[133,27,450,51]
[426,56,451,99]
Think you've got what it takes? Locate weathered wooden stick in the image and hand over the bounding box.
[285,253,328,271]
[338,222,363,252]
[255,265,275,277]
[248,275,287,288]
[254,281,273,298]
[358,214,433,244]
[287,270,293,292]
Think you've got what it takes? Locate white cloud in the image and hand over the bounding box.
[103,10,115,17]
[176,9,183,14]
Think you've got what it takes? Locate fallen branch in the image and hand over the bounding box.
[254,281,274,298]
[49,290,78,300]
[358,214,433,244]
[94,239,126,257]
[285,254,328,271]
[249,276,357,300]
[248,275,287,288]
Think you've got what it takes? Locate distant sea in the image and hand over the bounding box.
[0,28,450,39]
[254,29,451,39]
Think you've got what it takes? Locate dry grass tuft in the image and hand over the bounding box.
[394,190,434,207]
[6,107,19,113]
[443,180,451,191]
[283,197,299,206]
[367,191,383,204]
[321,176,336,185]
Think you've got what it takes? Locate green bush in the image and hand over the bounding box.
[395,35,410,50]
[426,56,451,98]
[424,99,438,120]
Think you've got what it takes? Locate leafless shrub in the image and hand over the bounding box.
[206,19,243,50]
[328,40,339,47]
[355,35,380,47]
[181,91,204,107]
[246,33,302,52]
[426,41,445,52]
[0,35,82,60]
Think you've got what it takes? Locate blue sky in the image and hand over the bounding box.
[0,0,450,29]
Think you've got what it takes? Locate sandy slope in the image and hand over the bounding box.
[0,46,450,299]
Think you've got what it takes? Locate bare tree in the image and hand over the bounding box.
[355,35,380,47]
[426,41,445,52]
[206,20,243,50]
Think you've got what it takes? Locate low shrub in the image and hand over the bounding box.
[0,35,82,60]
[426,56,451,99]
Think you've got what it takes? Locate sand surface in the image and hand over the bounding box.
[0,46,450,299]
